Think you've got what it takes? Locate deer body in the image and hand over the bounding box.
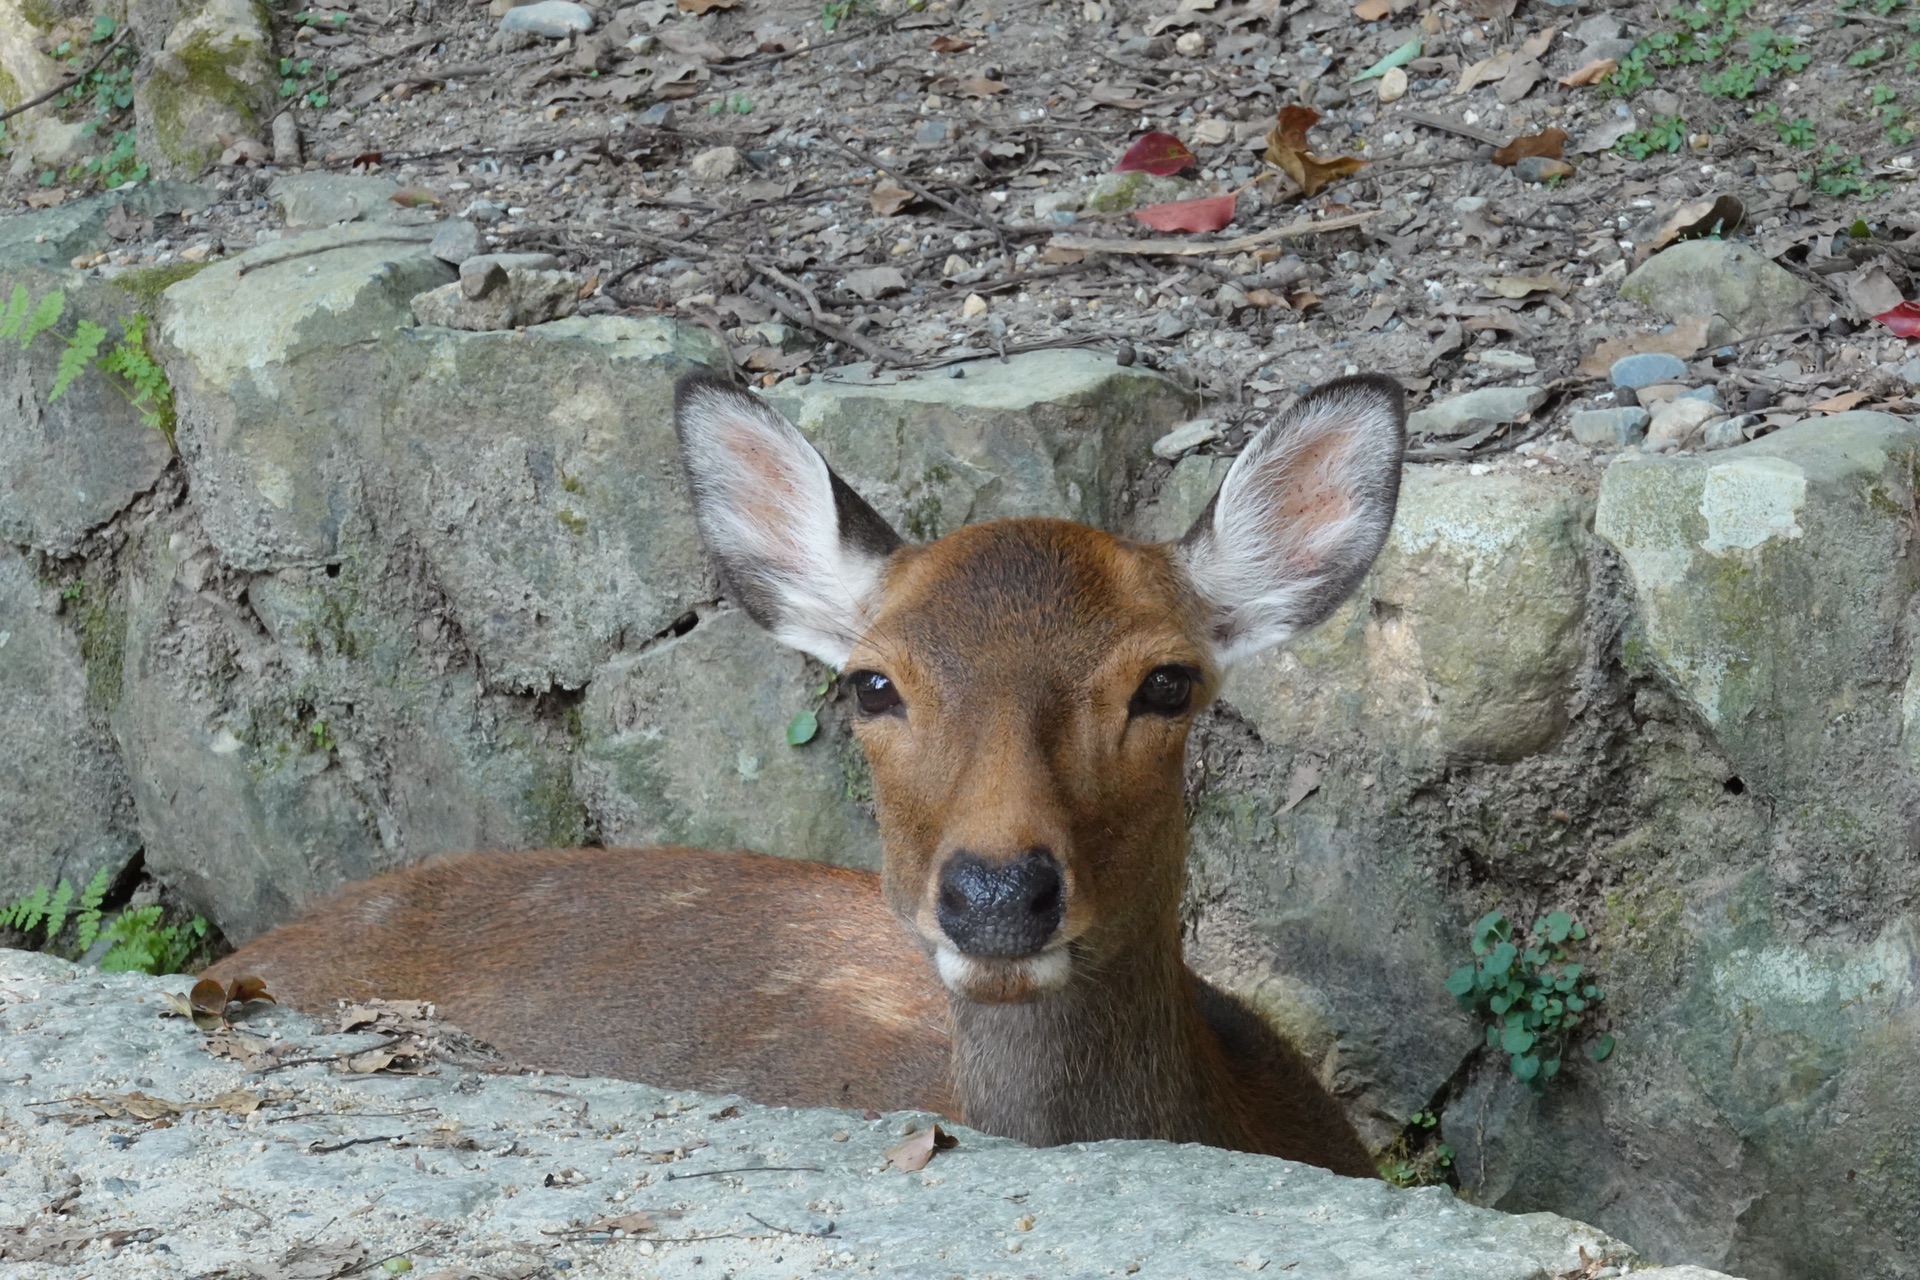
[206,369,1407,1180]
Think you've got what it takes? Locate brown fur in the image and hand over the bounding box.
[206,519,1375,1177]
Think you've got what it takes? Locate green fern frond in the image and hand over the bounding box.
[75,866,111,951]
[52,320,109,401]
[17,289,65,348]
[43,879,74,940]
[1,883,52,934]
[0,284,28,339]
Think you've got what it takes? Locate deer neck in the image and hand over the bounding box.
[946,917,1244,1150]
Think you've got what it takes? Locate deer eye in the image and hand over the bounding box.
[848,670,903,717]
[1130,665,1196,718]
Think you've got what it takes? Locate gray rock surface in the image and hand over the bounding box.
[1406,385,1547,437]
[0,949,1743,1280]
[413,261,579,329]
[498,0,594,34]
[0,183,215,269]
[130,0,280,177]
[1570,405,1649,448]
[1609,351,1686,389]
[1621,240,1819,340]
[267,174,407,229]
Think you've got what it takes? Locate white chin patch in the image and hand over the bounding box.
[934,945,1072,996]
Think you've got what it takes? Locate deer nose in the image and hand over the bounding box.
[935,848,1064,958]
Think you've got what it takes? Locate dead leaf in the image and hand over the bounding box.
[1040,244,1088,265]
[956,77,1008,97]
[24,188,67,209]
[1809,390,1872,414]
[1353,0,1389,17]
[1577,317,1711,377]
[884,1123,958,1172]
[843,266,910,300]
[869,179,917,215]
[271,1236,368,1280]
[1281,758,1323,814]
[1647,195,1744,256]
[1264,106,1367,198]
[1496,59,1544,105]
[204,1029,287,1068]
[1847,265,1906,319]
[1132,193,1238,233]
[928,34,974,52]
[1114,131,1197,176]
[1244,288,1289,308]
[678,0,736,11]
[1574,116,1638,155]
[1491,127,1567,166]
[344,1048,398,1074]
[656,26,728,59]
[1559,58,1617,87]
[1877,301,1920,338]
[103,204,153,241]
[1454,52,1511,95]
[1519,27,1556,60]
[1483,273,1566,298]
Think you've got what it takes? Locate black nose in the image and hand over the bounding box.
[935,848,1064,958]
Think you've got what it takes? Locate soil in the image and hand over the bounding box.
[5,0,1920,466]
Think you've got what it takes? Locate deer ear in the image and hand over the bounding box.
[675,372,903,667]
[1177,374,1406,665]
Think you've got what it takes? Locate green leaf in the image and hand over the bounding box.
[1570,921,1586,940]
[1589,1033,1616,1062]
[19,289,65,348]
[1485,1025,1502,1050]
[1487,941,1517,976]
[0,284,31,339]
[1489,993,1511,1015]
[1444,964,1476,997]
[1501,1023,1535,1055]
[1544,910,1572,943]
[1511,1052,1541,1082]
[1541,1057,1562,1078]
[1566,994,1587,1013]
[786,708,820,746]
[44,879,74,941]
[52,319,108,400]
[1351,37,1422,82]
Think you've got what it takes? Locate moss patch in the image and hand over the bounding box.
[110,261,210,309]
[143,32,271,168]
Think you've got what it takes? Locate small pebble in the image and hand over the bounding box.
[1175,31,1207,55]
[962,293,989,318]
[497,0,592,34]
[689,146,742,181]
[1609,352,1687,390]
[1152,418,1222,460]
[1377,66,1408,103]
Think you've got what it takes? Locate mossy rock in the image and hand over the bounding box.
[132,0,279,175]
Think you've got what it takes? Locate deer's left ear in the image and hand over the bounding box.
[675,372,904,668]
[1177,375,1407,666]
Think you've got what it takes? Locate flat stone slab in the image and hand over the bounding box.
[0,950,1742,1279]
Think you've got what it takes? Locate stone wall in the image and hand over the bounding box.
[4,193,1919,1280]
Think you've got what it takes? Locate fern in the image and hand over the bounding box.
[0,284,27,339]
[98,907,207,975]
[52,319,108,401]
[43,879,75,940]
[1,883,51,934]
[75,866,111,951]
[97,313,175,439]
[17,289,65,348]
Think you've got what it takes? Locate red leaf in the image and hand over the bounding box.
[1876,301,1920,339]
[1131,193,1237,233]
[1114,131,1197,177]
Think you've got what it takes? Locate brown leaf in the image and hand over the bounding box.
[928,34,974,52]
[1846,265,1905,319]
[1280,758,1323,814]
[1483,273,1567,298]
[1519,27,1557,60]
[1040,244,1088,265]
[1454,52,1511,95]
[843,266,910,300]
[1132,193,1238,233]
[1496,60,1544,105]
[389,187,441,208]
[678,0,737,11]
[1244,287,1289,308]
[869,179,917,215]
[1352,0,1390,18]
[226,975,275,1006]
[1647,194,1744,256]
[1809,389,1872,414]
[885,1123,958,1172]
[1264,106,1368,198]
[1559,58,1617,87]
[1491,128,1567,166]
[25,188,67,209]
[1577,317,1711,377]
[956,77,1008,97]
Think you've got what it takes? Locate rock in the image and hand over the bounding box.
[576,608,881,870]
[1610,351,1687,389]
[268,174,404,229]
[428,218,485,265]
[0,948,1747,1280]
[1569,405,1649,448]
[0,265,178,557]
[1646,397,1718,447]
[1033,189,1085,218]
[1514,156,1576,184]
[1153,311,1193,340]
[915,118,950,145]
[412,266,580,330]
[1621,240,1818,340]
[1634,382,1686,408]
[1895,356,1920,387]
[1377,65,1408,102]
[130,0,281,176]
[1152,418,1223,460]
[497,0,594,34]
[1479,350,1537,373]
[1573,13,1622,43]
[271,112,301,166]
[1175,29,1208,55]
[1134,452,1231,542]
[0,545,141,906]
[1699,414,1757,450]
[1677,384,1722,408]
[1579,36,1638,63]
[689,145,742,180]
[961,292,989,318]
[0,182,216,269]
[1406,385,1548,437]
[1087,170,1196,214]
[457,251,562,300]
[763,351,1193,540]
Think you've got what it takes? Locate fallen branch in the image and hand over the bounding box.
[746,277,911,368]
[1045,210,1376,258]
[0,27,130,125]
[830,138,1014,259]
[1401,111,1506,148]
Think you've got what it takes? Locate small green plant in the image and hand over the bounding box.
[1378,1109,1455,1187]
[278,56,340,109]
[1447,910,1611,1087]
[309,719,337,753]
[45,17,147,190]
[2,869,110,951]
[2,286,178,445]
[1799,143,1890,197]
[1755,102,1817,148]
[5,869,210,975]
[75,129,147,188]
[820,0,873,32]
[708,91,754,115]
[1615,114,1689,159]
[786,670,838,747]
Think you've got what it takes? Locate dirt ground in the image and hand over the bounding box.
[6,0,1920,460]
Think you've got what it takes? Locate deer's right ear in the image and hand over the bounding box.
[675,372,903,668]
[1177,374,1406,666]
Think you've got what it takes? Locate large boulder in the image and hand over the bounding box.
[129,0,280,176]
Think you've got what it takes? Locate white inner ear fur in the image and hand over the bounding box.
[1179,381,1404,667]
[678,385,888,668]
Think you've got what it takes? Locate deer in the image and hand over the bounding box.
[203,368,1407,1179]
